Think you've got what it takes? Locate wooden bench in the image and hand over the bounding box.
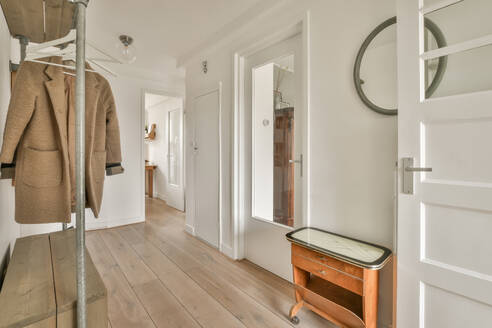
[286,227,392,328]
[0,230,107,328]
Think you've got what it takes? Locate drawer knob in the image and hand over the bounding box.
[319,270,327,275]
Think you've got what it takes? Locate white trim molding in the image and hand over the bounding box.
[220,243,235,259]
[86,217,145,231]
[185,224,196,236]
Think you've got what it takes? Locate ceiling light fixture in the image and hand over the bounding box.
[118,35,136,64]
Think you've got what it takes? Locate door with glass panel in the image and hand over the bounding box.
[243,34,304,281]
[397,0,492,326]
[166,107,184,211]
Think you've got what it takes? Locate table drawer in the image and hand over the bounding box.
[292,245,363,295]
[292,244,363,278]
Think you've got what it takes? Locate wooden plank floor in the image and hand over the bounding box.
[87,198,334,328]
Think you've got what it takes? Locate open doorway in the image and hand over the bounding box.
[144,92,185,212]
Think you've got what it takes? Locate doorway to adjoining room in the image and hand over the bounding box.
[144,92,185,212]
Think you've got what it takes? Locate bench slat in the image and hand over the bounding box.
[0,234,56,328]
[0,0,75,43]
[50,229,107,328]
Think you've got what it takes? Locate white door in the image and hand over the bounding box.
[243,34,304,281]
[397,0,492,327]
[166,107,185,211]
[193,90,220,248]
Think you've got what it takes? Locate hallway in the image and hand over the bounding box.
[87,198,333,328]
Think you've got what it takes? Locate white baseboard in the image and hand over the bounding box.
[155,192,167,202]
[220,243,234,259]
[185,224,195,236]
[86,217,145,231]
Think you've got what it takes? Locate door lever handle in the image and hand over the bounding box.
[403,157,432,195]
[405,167,432,172]
[289,154,303,177]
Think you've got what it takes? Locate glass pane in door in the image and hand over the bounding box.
[252,55,297,227]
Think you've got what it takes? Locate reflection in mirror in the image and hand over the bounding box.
[424,0,492,51]
[424,0,492,98]
[426,45,492,99]
[252,55,296,227]
[359,24,397,110]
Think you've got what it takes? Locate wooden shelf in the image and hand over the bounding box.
[307,275,363,318]
[0,0,75,43]
[294,275,365,328]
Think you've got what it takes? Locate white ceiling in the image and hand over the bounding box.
[86,0,270,80]
[145,93,169,109]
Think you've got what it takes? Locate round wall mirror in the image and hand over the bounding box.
[354,17,447,116]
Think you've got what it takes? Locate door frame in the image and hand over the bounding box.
[140,88,185,218]
[189,83,223,249]
[232,11,311,260]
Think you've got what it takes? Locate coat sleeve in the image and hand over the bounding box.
[0,62,37,165]
[102,82,124,176]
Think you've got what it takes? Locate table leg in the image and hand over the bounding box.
[293,266,309,302]
[149,170,154,198]
[289,300,304,318]
[362,268,379,328]
[290,265,309,322]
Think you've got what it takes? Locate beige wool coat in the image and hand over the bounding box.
[0,57,123,224]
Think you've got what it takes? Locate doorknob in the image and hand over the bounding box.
[403,157,432,194]
[289,154,303,177]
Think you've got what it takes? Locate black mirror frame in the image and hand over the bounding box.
[353,16,448,116]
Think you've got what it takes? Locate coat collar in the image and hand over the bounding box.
[42,56,102,160]
[43,56,101,116]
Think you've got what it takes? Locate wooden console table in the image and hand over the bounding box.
[145,164,157,198]
[286,227,391,328]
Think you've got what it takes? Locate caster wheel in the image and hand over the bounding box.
[290,316,300,325]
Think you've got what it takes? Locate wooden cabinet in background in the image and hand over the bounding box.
[11,70,16,89]
[145,164,157,198]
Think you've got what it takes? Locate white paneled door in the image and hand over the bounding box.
[193,90,220,248]
[397,0,492,327]
[166,107,184,211]
[242,34,304,281]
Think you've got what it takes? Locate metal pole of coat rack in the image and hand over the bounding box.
[11,1,88,326]
[71,0,89,327]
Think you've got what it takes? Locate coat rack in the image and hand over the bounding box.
[0,0,90,326]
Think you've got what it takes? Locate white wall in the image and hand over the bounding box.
[20,76,184,236]
[0,59,185,237]
[183,1,397,327]
[88,76,184,230]
[146,97,183,201]
[0,9,19,283]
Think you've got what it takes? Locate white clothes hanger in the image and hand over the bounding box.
[24,29,121,77]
